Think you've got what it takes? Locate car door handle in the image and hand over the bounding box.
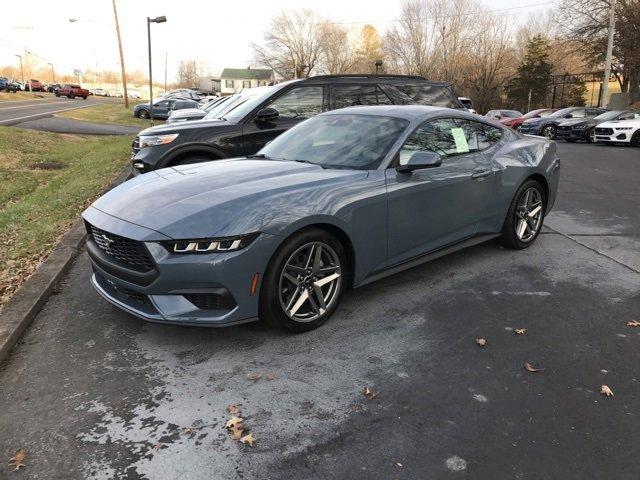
[471,169,492,180]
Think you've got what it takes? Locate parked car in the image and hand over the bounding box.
[133,98,200,120]
[166,96,230,124]
[0,77,19,92]
[519,107,607,139]
[131,74,465,175]
[485,109,523,121]
[47,83,61,93]
[26,79,45,92]
[556,110,640,143]
[499,109,557,131]
[56,84,90,99]
[91,88,108,96]
[83,105,559,330]
[458,96,477,114]
[593,114,640,146]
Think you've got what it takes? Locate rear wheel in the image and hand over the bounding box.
[260,228,346,332]
[499,180,546,250]
[541,125,556,139]
[68,93,75,99]
[586,127,596,143]
[137,109,150,119]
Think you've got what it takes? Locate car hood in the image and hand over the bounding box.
[168,108,205,118]
[597,119,640,128]
[89,159,368,238]
[138,117,231,136]
[557,118,593,127]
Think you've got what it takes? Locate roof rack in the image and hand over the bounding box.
[305,74,428,80]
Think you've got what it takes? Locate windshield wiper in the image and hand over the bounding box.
[292,159,327,169]
[246,153,272,160]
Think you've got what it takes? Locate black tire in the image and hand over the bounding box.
[499,179,546,250]
[260,228,347,332]
[82,95,87,100]
[68,93,75,99]
[137,109,150,119]
[541,125,556,139]
[586,127,595,143]
[632,131,640,147]
[55,92,60,97]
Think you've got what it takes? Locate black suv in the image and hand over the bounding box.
[131,75,463,175]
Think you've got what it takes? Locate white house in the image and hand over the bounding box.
[220,68,274,95]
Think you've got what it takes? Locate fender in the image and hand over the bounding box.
[159,143,231,168]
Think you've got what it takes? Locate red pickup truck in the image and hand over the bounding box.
[27,79,44,92]
[56,84,89,99]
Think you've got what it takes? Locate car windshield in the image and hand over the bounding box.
[258,114,409,170]
[550,107,575,118]
[501,110,522,118]
[594,110,623,121]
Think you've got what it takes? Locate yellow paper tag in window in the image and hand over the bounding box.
[450,128,469,153]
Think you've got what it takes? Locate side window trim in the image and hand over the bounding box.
[245,85,326,123]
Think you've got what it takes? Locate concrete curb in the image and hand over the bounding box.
[0,166,131,365]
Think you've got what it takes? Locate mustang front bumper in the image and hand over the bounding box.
[82,206,280,326]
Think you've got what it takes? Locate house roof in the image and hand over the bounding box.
[220,68,273,80]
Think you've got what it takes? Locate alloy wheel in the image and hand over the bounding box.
[278,242,342,323]
[514,187,543,242]
[543,125,555,139]
[588,128,596,143]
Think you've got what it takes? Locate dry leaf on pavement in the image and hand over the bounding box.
[363,386,377,399]
[524,361,543,372]
[266,373,275,381]
[240,433,255,447]
[626,321,640,327]
[153,442,167,450]
[247,372,262,381]
[515,328,526,335]
[225,416,244,429]
[395,462,403,468]
[600,385,614,396]
[8,449,26,471]
[476,337,486,347]
[227,404,240,415]
[230,424,245,440]
[182,427,200,436]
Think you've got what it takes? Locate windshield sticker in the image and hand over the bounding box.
[450,128,470,153]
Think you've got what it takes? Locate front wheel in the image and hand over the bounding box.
[137,109,150,119]
[541,125,556,139]
[586,128,595,143]
[499,180,546,250]
[260,229,346,332]
[631,131,640,147]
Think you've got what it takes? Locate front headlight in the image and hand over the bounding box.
[573,124,587,130]
[615,127,633,130]
[139,133,179,148]
[164,233,260,254]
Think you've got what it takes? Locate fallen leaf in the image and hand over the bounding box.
[363,386,377,399]
[524,361,543,372]
[515,328,526,335]
[230,423,244,440]
[240,433,255,447]
[247,372,262,381]
[8,449,26,471]
[182,427,200,436]
[476,337,486,347]
[227,404,240,415]
[627,320,640,327]
[395,462,403,468]
[600,385,614,396]
[225,416,244,429]
[153,442,167,450]
[266,373,275,381]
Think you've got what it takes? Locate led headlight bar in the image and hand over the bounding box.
[164,233,260,254]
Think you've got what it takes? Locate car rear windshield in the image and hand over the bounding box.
[386,83,462,109]
[594,110,623,121]
[258,113,409,170]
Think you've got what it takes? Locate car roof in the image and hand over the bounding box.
[295,74,450,87]
[319,105,473,121]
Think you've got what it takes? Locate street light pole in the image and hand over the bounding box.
[601,0,616,108]
[15,55,24,83]
[47,62,55,83]
[375,60,383,74]
[147,15,167,126]
[111,0,130,108]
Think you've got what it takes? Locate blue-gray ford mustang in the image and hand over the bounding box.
[82,105,560,332]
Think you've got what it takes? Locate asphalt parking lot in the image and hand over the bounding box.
[0,142,639,479]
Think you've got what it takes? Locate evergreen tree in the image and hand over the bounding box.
[508,35,553,110]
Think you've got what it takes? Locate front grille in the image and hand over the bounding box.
[123,288,149,304]
[89,224,154,273]
[184,292,236,311]
[595,127,613,135]
[557,126,572,132]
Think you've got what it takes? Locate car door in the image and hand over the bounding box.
[385,117,497,266]
[241,85,325,153]
[154,100,173,118]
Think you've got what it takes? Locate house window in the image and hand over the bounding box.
[225,79,234,88]
[242,80,251,88]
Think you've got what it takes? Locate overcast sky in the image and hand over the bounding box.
[1,0,555,82]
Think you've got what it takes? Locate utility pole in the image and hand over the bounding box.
[164,51,168,92]
[47,62,55,83]
[601,0,616,108]
[15,54,24,83]
[112,0,129,108]
[147,16,167,126]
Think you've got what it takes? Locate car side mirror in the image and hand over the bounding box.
[396,151,442,173]
[255,107,279,123]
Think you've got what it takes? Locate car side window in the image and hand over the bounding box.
[398,118,478,165]
[267,86,324,120]
[587,109,603,117]
[571,109,586,118]
[476,122,503,149]
[619,112,640,120]
[331,85,392,109]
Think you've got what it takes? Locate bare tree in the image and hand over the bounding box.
[251,9,324,78]
[176,60,200,88]
[353,25,385,73]
[317,22,356,74]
